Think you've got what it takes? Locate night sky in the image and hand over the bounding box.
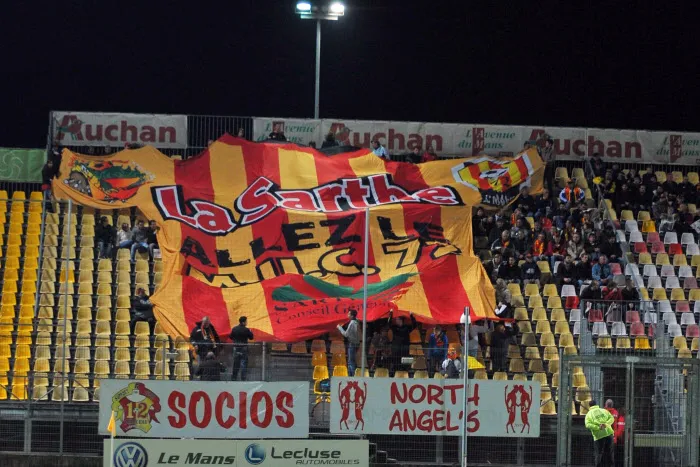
[4,0,700,148]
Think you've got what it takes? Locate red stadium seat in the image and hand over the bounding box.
[610,263,622,275]
[625,311,640,324]
[588,309,603,323]
[651,242,666,254]
[629,322,645,336]
[646,232,660,244]
[565,296,580,309]
[634,242,648,253]
[686,324,699,338]
[668,243,683,255]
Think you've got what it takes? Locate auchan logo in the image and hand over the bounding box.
[528,129,643,159]
[328,122,444,152]
[54,114,178,145]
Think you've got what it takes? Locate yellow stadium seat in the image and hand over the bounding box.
[641,220,656,233]
[543,347,559,361]
[671,289,686,301]
[559,333,575,348]
[513,307,529,321]
[554,321,570,335]
[94,361,110,378]
[653,288,668,300]
[542,283,558,297]
[175,363,190,380]
[536,320,551,335]
[507,283,522,297]
[597,336,613,349]
[531,307,547,321]
[509,358,525,373]
[634,337,651,350]
[524,283,540,297]
[674,255,688,267]
[114,361,131,379]
[72,387,90,402]
[550,308,566,322]
[528,295,543,308]
[374,368,389,378]
[655,253,670,266]
[134,362,151,379]
[493,371,508,381]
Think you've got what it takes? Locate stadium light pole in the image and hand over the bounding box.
[295,1,345,120]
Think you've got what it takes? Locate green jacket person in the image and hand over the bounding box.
[584,399,615,466]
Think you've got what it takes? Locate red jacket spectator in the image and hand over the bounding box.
[421,149,437,163]
[614,412,625,444]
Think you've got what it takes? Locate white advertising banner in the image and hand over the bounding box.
[98,380,309,438]
[53,111,188,148]
[253,117,700,165]
[104,439,369,467]
[330,377,540,437]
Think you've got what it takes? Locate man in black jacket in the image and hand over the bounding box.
[498,255,522,284]
[190,317,221,362]
[491,322,519,372]
[195,352,226,381]
[229,316,255,381]
[130,287,156,335]
[388,311,417,374]
[483,253,503,284]
[95,216,116,259]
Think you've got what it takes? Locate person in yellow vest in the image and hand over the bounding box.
[585,399,615,467]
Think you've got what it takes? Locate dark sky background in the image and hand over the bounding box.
[4,0,700,148]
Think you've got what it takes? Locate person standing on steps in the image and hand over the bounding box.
[229,316,254,381]
[337,310,361,376]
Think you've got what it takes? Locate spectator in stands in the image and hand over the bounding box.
[592,255,613,286]
[472,207,486,234]
[268,124,287,141]
[521,254,541,287]
[494,278,513,305]
[556,255,577,287]
[576,252,593,287]
[130,287,156,335]
[621,278,639,304]
[591,153,606,178]
[388,311,417,374]
[229,316,255,381]
[422,146,438,163]
[584,232,601,261]
[190,316,221,361]
[581,280,602,301]
[484,252,503,284]
[195,352,226,381]
[41,159,57,212]
[531,232,550,261]
[585,399,615,467]
[549,230,567,271]
[147,220,159,259]
[370,327,391,370]
[237,128,245,138]
[490,322,519,373]
[600,236,621,263]
[337,310,361,377]
[516,187,535,217]
[321,131,339,148]
[442,348,462,379]
[498,255,522,284]
[534,188,555,220]
[116,223,132,251]
[539,136,555,192]
[492,230,515,258]
[662,173,678,196]
[615,183,633,213]
[95,216,116,259]
[371,139,389,159]
[512,216,532,240]
[567,232,585,260]
[559,179,585,208]
[488,217,507,245]
[427,326,449,376]
[478,215,495,238]
[634,184,653,213]
[513,229,531,259]
[130,220,149,263]
[406,147,422,164]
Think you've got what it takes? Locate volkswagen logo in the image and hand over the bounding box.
[114,442,148,467]
[244,443,266,465]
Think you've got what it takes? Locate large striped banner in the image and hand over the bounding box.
[53,136,542,341]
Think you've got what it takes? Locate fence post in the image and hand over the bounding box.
[261,343,267,382]
[59,198,72,455]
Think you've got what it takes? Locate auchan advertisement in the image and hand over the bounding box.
[254,117,700,164]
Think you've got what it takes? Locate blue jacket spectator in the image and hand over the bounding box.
[428,326,449,362]
[591,255,613,286]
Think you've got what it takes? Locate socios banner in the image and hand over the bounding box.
[253,117,700,165]
[52,137,533,341]
[98,380,309,438]
[104,439,369,467]
[329,377,541,437]
[53,111,187,149]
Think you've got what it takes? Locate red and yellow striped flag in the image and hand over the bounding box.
[53,136,542,341]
